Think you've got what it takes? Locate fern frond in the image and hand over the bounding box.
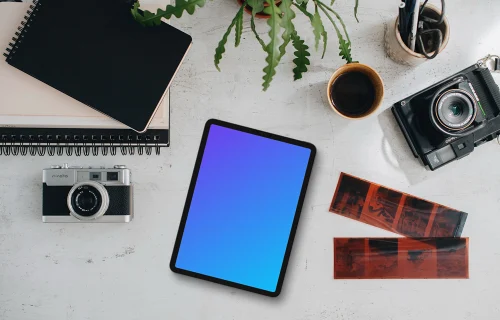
[279,0,296,59]
[262,0,282,91]
[132,0,206,26]
[291,32,311,80]
[214,3,246,71]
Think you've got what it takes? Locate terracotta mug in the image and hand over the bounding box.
[327,63,385,119]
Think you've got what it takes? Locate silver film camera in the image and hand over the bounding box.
[42,164,133,223]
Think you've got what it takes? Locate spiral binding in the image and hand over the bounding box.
[0,133,164,157]
[3,0,41,60]
[1,2,167,156]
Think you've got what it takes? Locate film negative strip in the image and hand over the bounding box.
[330,173,468,237]
[334,238,469,279]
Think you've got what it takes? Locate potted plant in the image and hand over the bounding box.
[131,0,360,91]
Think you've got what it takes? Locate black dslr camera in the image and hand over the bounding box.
[392,64,500,170]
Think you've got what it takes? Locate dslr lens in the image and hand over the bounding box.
[435,89,477,131]
[67,181,110,220]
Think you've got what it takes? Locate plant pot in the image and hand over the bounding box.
[236,0,282,19]
[384,3,450,66]
[326,63,385,120]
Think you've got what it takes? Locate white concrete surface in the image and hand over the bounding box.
[1,0,500,319]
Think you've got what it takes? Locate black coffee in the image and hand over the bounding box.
[330,71,376,117]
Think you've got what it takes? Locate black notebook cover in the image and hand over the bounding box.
[4,0,191,133]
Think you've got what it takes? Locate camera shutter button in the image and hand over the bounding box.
[50,165,61,169]
[113,165,127,169]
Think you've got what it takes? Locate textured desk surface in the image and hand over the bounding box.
[1,0,500,319]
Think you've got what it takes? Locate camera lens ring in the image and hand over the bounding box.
[434,89,477,131]
[67,181,110,221]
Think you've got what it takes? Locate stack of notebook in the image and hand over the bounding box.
[0,0,192,156]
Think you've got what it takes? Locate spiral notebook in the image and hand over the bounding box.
[0,1,188,156]
[3,0,191,133]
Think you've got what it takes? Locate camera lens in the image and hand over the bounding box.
[72,186,101,216]
[67,181,110,220]
[435,89,477,131]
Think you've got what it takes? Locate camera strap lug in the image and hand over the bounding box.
[478,54,500,73]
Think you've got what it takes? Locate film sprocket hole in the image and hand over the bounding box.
[392,64,500,170]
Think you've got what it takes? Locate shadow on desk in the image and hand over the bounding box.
[291,80,352,133]
[377,108,452,185]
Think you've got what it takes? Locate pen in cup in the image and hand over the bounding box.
[409,2,420,51]
[399,2,407,43]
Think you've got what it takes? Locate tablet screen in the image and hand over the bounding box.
[171,120,315,296]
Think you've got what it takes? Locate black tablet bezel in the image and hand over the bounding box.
[170,119,316,297]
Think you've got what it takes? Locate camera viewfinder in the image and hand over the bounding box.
[90,172,101,181]
[107,172,118,181]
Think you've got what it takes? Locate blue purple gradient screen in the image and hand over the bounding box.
[175,124,311,292]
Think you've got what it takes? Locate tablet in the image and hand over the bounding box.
[170,119,316,297]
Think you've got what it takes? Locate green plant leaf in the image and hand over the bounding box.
[318,0,351,42]
[330,0,335,6]
[294,3,314,20]
[262,4,281,15]
[132,0,206,26]
[320,28,328,59]
[247,0,264,13]
[278,0,296,59]
[262,0,282,91]
[250,16,266,50]
[293,3,327,57]
[337,35,353,63]
[317,1,353,63]
[247,0,266,50]
[311,5,327,56]
[296,0,309,5]
[354,0,360,22]
[235,10,244,47]
[291,32,311,80]
[138,9,163,26]
[158,0,206,18]
[130,1,141,20]
[214,4,246,71]
[311,6,324,51]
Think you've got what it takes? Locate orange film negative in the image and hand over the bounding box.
[334,238,469,279]
[330,173,468,237]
